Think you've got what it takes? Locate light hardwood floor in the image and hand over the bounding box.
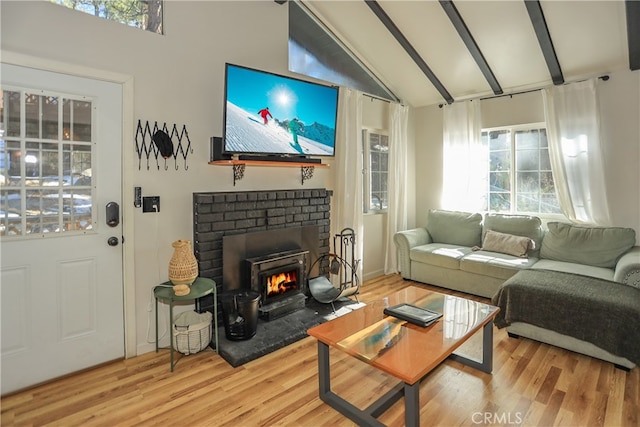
[2,274,638,426]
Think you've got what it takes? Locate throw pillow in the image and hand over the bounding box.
[483,213,543,254]
[482,229,534,258]
[540,222,636,268]
[426,209,482,247]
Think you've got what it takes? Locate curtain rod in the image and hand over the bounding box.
[438,74,610,108]
[362,92,409,108]
[363,92,391,104]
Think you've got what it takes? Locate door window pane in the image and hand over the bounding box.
[25,189,59,233]
[63,189,92,231]
[0,189,22,235]
[25,94,41,139]
[1,140,21,187]
[64,99,92,142]
[0,89,95,238]
[42,96,59,140]
[3,91,21,137]
[63,144,92,186]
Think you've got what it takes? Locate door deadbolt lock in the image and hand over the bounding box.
[106,202,120,227]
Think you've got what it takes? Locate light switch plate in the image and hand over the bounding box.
[134,187,142,208]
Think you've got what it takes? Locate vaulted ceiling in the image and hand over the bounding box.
[295,0,639,107]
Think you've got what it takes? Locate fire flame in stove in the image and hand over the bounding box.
[267,271,297,296]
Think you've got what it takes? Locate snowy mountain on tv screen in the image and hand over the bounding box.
[225,102,334,156]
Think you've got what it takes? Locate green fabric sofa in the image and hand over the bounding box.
[394,209,640,369]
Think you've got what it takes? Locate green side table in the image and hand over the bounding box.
[154,277,218,371]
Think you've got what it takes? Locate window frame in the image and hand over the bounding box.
[482,122,563,218]
[362,127,389,214]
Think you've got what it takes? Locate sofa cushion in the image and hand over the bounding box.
[540,222,636,268]
[483,213,543,255]
[461,251,538,280]
[426,209,482,247]
[531,259,614,281]
[410,244,473,270]
[482,230,534,257]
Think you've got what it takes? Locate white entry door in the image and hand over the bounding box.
[0,63,124,395]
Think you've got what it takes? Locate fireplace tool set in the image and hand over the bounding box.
[307,228,361,313]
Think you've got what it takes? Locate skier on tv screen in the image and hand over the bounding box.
[289,118,304,152]
[258,107,272,125]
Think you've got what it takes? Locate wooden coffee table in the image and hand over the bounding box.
[307,286,500,427]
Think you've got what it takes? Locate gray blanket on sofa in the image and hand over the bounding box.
[492,269,640,365]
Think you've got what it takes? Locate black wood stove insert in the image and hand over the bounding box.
[246,249,308,320]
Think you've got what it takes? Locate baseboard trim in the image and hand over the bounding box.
[363,270,384,281]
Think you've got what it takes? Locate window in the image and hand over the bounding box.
[51,0,163,34]
[483,124,560,214]
[362,129,388,213]
[0,89,95,237]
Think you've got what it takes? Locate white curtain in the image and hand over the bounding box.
[542,79,611,225]
[332,88,364,277]
[442,100,486,212]
[384,102,409,274]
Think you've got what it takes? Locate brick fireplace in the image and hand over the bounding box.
[192,189,332,320]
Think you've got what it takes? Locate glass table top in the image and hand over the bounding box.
[307,286,500,384]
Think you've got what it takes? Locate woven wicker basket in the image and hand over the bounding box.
[168,239,198,286]
[173,311,212,355]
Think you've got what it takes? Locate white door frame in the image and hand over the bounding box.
[2,51,137,358]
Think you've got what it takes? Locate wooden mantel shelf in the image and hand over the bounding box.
[209,159,328,185]
[209,159,329,168]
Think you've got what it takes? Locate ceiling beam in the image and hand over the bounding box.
[626,0,640,70]
[290,1,400,103]
[365,0,454,104]
[525,0,564,85]
[439,0,502,96]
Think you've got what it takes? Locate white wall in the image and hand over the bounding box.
[414,104,443,228]
[363,214,386,280]
[413,70,640,242]
[597,70,640,234]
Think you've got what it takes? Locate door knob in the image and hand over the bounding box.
[107,236,119,246]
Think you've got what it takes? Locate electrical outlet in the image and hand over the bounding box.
[142,196,160,213]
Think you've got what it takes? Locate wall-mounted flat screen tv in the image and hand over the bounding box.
[223,63,339,157]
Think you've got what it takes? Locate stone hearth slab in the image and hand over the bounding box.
[217,298,364,367]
